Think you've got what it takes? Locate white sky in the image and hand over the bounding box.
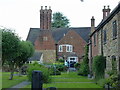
[0,0,120,40]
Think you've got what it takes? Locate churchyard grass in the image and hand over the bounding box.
[2,72,27,88]
[24,72,101,88]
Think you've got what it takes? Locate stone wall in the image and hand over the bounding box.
[97,12,120,74]
[37,50,56,63]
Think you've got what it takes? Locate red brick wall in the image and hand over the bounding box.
[58,30,87,61]
[34,30,55,50]
[91,32,98,57]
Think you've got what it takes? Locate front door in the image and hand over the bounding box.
[67,57,78,68]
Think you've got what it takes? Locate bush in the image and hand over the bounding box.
[78,63,89,76]
[27,62,51,83]
[49,66,61,75]
[107,70,115,76]
[92,55,106,80]
[97,79,106,88]
[74,63,80,70]
[78,45,89,76]
[56,64,67,72]
[58,59,64,63]
[105,73,120,88]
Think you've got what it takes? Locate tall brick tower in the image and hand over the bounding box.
[34,6,55,63]
[40,6,52,30]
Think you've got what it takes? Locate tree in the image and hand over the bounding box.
[15,41,34,76]
[52,12,70,28]
[2,28,20,80]
[2,28,20,66]
[2,28,34,80]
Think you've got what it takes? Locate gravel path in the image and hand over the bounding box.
[11,80,31,88]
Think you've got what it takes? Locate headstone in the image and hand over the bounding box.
[32,70,43,90]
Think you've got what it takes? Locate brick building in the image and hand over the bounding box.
[27,6,90,65]
[88,3,120,76]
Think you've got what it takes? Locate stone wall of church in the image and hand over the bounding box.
[37,50,56,63]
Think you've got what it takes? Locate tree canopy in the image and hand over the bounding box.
[52,12,70,28]
[2,29,20,65]
[1,28,34,80]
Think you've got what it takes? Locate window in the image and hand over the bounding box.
[94,33,96,46]
[103,30,107,44]
[70,58,75,60]
[66,45,73,52]
[43,36,48,41]
[59,45,63,52]
[112,20,117,39]
[112,55,117,73]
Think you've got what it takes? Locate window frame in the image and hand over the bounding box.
[103,30,107,44]
[59,45,63,52]
[66,45,73,52]
[112,20,117,40]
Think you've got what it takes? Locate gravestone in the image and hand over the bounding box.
[32,70,43,90]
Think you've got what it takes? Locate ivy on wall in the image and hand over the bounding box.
[92,55,106,80]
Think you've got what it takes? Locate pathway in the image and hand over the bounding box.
[11,80,31,88]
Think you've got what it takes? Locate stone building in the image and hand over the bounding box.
[27,6,91,65]
[88,3,120,76]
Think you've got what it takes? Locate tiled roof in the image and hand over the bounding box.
[52,27,91,43]
[26,27,91,44]
[28,52,42,61]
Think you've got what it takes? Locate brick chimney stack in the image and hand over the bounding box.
[102,5,111,20]
[40,6,52,30]
[91,16,95,27]
[91,16,95,33]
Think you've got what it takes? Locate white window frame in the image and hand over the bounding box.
[43,36,48,41]
[66,45,73,52]
[59,45,63,52]
[67,57,78,63]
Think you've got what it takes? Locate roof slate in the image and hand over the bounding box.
[26,27,91,44]
[28,52,42,61]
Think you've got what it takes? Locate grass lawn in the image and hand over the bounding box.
[24,72,101,88]
[2,72,28,88]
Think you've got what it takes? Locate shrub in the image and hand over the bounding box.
[92,55,106,80]
[78,45,89,76]
[97,79,106,88]
[27,62,51,83]
[58,59,64,63]
[49,66,61,75]
[74,63,80,70]
[105,73,120,88]
[56,64,67,72]
[107,70,115,76]
[78,63,89,76]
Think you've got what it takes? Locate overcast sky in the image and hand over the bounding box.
[0,0,119,40]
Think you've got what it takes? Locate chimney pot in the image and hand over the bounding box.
[41,6,43,9]
[45,6,47,9]
[49,6,51,9]
[91,16,95,27]
[104,6,106,9]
